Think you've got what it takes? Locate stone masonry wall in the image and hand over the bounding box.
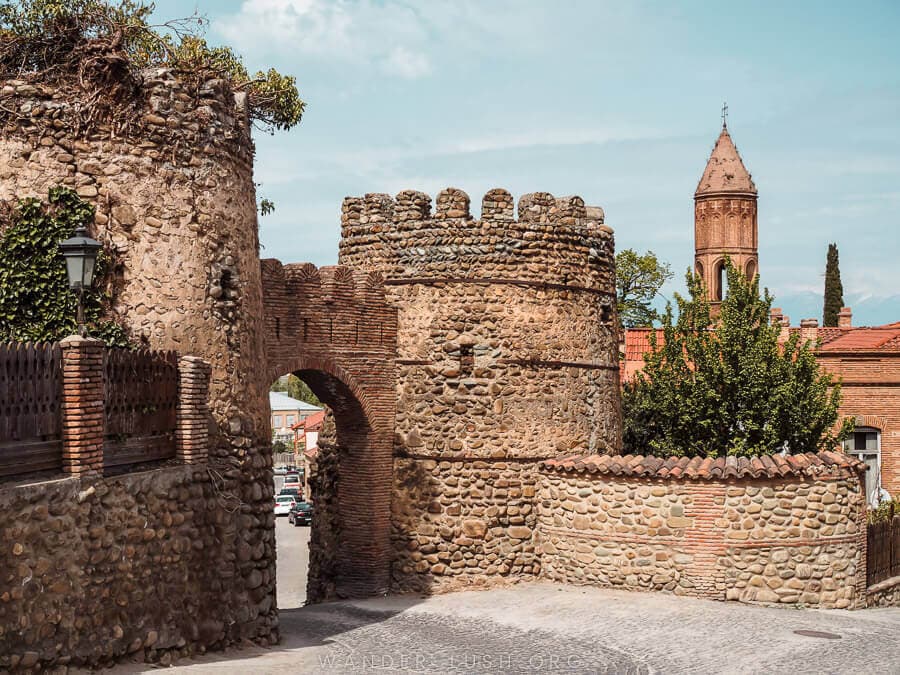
[0,466,254,670]
[337,188,621,592]
[538,453,868,609]
[0,71,276,657]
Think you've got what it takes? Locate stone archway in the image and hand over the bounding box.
[260,261,398,600]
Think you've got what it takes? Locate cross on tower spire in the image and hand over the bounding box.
[721,101,728,128]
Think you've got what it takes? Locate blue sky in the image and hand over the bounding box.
[152,0,900,325]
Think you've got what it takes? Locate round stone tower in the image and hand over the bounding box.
[0,72,276,644]
[694,122,759,310]
[338,187,621,591]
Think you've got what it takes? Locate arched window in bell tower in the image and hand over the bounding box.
[746,260,756,281]
[695,260,704,281]
[715,261,727,301]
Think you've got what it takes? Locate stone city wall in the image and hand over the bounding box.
[537,452,868,609]
[0,71,276,659]
[337,187,621,592]
[0,466,259,671]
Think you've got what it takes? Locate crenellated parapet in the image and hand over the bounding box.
[260,259,398,389]
[338,187,614,292]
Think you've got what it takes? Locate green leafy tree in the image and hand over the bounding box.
[822,242,844,327]
[271,374,322,407]
[616,249,672,327]
[0,187,129,345]
[0,0,305,133]
[622,260,852,457]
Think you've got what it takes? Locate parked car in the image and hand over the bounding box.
[279,487,301,500]
[289,501,313,526]
[274,495,296,516]
[274,466,288,475]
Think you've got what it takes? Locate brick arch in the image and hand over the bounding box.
[260,259,398,599]
[849,414,888,431]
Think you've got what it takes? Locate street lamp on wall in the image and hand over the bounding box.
[59,227,102,336]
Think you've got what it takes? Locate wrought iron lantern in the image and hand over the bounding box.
[59,227,102,335]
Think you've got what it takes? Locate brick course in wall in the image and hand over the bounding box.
[538,452,868,609]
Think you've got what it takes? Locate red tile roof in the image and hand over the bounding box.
[291,409,326,431]
[816,325,900,352]
[542,451,865,480]
[622,328,664,383]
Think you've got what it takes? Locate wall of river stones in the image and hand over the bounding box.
[537,454,868,609]
[0,71,275,666]
[337,187,621,591]
[0,467,266,670]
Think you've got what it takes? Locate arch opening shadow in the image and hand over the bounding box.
[296,368,393,601]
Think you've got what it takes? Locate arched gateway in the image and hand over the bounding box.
[260,260,398,599]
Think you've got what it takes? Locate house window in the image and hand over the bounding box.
[843,427,881,506]
[286,415,295,426]
[273,415,283,428]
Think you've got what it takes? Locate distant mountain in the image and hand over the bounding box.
[773,292,900,327]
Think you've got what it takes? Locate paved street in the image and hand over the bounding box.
[102,579,900,674]
[276,514,310,609]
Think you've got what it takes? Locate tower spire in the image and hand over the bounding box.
[721,101,728,129]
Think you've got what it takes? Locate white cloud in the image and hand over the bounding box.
[382,46,431,79]
[215,0,433,78]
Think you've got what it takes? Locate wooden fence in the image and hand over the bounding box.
[867,513,900,586]
[104,348,178,468]
[0,343,62,477]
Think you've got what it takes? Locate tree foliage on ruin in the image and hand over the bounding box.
[0,0,305,132]
[822,242,844,327]
[622,260,852,457]
[616,248,672,328]
[0,186,129,345]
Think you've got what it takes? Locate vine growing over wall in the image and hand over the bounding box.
[0,186,129,345]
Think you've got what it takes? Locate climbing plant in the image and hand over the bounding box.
[0,0,305,133]
[0,186,129,345]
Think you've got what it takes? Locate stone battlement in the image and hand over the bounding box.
[339,188,614,291]
[260,259,388,309]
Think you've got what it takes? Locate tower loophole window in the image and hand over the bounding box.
[459,345,474,376]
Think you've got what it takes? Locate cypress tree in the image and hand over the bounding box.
[823,243,844,327]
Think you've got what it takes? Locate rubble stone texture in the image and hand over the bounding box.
[338,187,622,592]
[0,71,276,667]
[538,466,868,609]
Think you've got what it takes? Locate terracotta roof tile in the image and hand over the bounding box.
[816,325,900,352]
[542,452,865,480]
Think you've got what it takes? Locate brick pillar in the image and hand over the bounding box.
[60,335,105,475]
[176,355,211,464]
[838,306,852,328]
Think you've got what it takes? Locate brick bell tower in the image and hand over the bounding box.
[694,110,758,312]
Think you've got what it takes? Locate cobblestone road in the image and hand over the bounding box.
[105,582,900,674]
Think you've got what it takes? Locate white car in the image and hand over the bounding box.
[274,495,296,516]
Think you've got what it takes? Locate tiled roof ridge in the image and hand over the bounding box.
[542,451,866,480]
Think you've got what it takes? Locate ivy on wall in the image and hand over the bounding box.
[0,186,129,346]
